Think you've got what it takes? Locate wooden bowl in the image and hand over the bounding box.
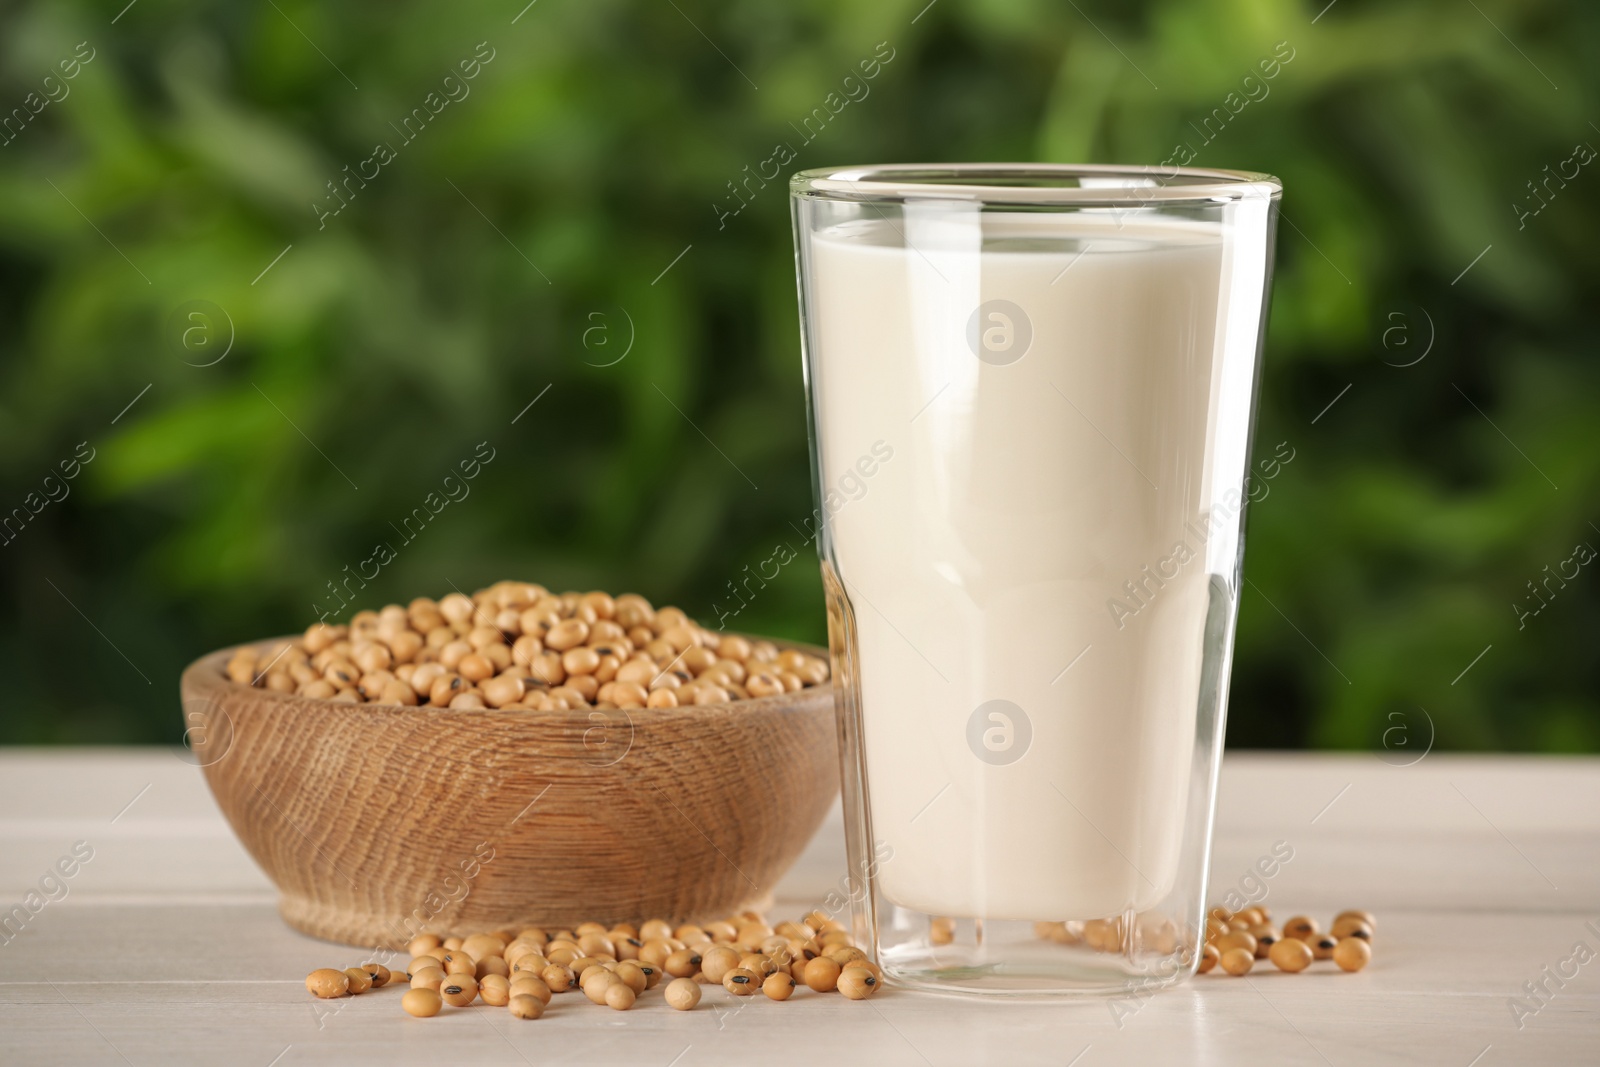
[179,638,838,949]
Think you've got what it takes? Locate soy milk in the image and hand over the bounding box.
[808,209,1238,919]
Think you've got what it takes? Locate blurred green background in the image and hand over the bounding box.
[0,0,1594,750]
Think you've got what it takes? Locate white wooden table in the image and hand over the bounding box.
[1,749,1595,1065]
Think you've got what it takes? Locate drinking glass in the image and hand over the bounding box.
[790,164,1281,994]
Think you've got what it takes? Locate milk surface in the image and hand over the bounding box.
[808,208,1244,920]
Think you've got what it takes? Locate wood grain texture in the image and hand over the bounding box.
[179,638,838,949]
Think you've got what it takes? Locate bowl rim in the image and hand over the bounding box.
[183,633,833,720]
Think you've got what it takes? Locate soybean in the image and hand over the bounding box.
[1213,931,1256,957]
[837,966,879,1000]
[509,975,552,1005]
[583,971,619,1004]
[440,975,478,1007]
[1335,909,1375,933]
[402,989,443,1018]
[723,968,760,996]
[1268,937,1313,973]
[665,976,702,1010]
[1331,916,1373,941]
[507,993,544,1020]
[604,982,636,1010]
[306,968,349,999]
[803,956,842,993]
[541,964,573,992]
[408,934,443,956]
[664,948,701,978]
[1333,937,1372,972]
[1220,948,1255,976]
[479,974,511,1007]
[614,961,648,994]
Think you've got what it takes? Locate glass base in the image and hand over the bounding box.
[877,913,1197,997]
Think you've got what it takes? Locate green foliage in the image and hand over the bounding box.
[0,0,1594,749]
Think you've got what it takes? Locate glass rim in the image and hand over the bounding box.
[790,163,1281,205]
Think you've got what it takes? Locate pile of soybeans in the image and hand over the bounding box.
[227,581,829,710]
[303,909,882,1018]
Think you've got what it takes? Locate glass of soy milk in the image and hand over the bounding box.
[790,165,1281,994]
